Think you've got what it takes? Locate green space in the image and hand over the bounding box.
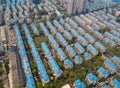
[26,26,105,88]
[17,15,120,88]
[117,16,120,22]
[0,68,4,76]
[0,80,3,88]
[0,51,5,56]
[4,59,9,74]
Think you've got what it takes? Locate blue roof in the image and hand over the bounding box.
[48,34,59,48]
[23,60,31,72]
[74,56,83,62]
[30,23,39,35]
[105,59,118,71]
[87,44,99,55]
[64,30,73,39]
[104,37,117,46]
[41,42,51,56]
[102,85,109,88]
[22,24,50,83]
[113,55,120,64]
[98,67,110,75]
[64,59,73,66]
[37,60,50,83]
[48,56,63,76]
[39,22,49,35]
[13,24,36,88]
[74,79,86,88]
[66,45,76,55]
[111,30,120,37]
[78,35,88,46]
[47,21,57,34]
[87,73,99,81]
[77,27,86,34]
[85,33,95,43]
[65,23,72,30]
[94,31,104,38]
[53,20,59,26]
[86,25,94,31]
[113,79,120,88]
[57,48,67,59]
[56,32,68,45]
[95,42,106,52]
[69,19,78,27]
[26,74,36,88]
[84,52,93,60]
[71,28,79,36]
[74,42,85,53]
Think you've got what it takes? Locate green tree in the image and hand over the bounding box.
[0,51,5,56]
[0,80,3,88]
[0,69,4,76]
[63,70,69,78]
[37,82,43,88]
[4,59,9,74]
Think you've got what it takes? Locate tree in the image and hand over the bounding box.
[69,71,74,78]
[37,82,43,88]
[0,81,3,88]
[0,69,4,76]
[4,59,9,74]
[0,51,5,56]
[64,70,69,78]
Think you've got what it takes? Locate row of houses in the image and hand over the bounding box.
[62,54,120,87]
[30,23,40,35]
[86,57,120,87]
[38,21,94,69]
[22,24,50,84]
[13,24,36,88]
[41,42,63,78]
[59,16,107,54]
[39,17,106,58]
[88,1,117,12]
[73,10,120,47]
[5,0,33,24]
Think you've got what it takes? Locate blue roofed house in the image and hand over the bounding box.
[77,27,86,35]
[48,56,63,78]
[57,48,67,61]
[64,59,73,69]
[94,42,106,53]
[56,32,68,47]
[26,74,36,88]
[48,34,59,49]
[74,42,85,55]
[73,79,86,88]
[77,35,89,47]
[85,73,99,85]
[70,28,79,37]
[74,56,83,65]
[86,44,99,56]
[63,30,73,41]
[101,85,109,88]
[41,42,52,58]
[112,55,120,67]
[97,67,110,78]
[104,59,118,74]
[83,52,93,61]
[84,33,96,44]
[110,79,120,88]
[66,45,76,58]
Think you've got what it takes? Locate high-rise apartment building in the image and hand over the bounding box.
[67,0,88,15]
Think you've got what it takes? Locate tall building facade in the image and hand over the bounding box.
[67,0,88,15]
